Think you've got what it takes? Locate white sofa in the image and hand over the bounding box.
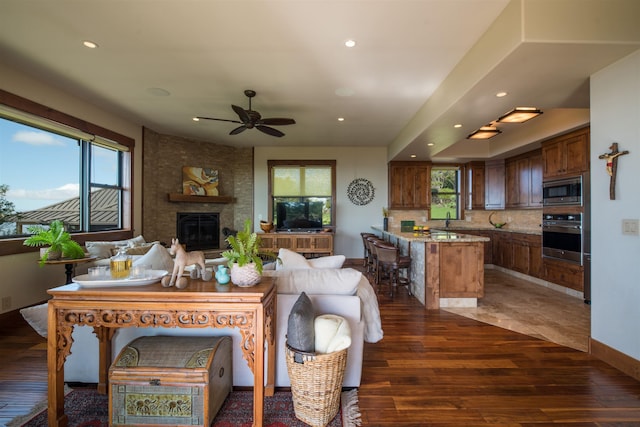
[25,249,383,388]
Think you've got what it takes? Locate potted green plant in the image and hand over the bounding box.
[23,220,85,266]
[222,219,266,286]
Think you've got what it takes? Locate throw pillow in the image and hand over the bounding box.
[275,248,311,270]
[85,235,146,259]
[307,255,346,269]
[20,302,49,338]
[132,243,174,271]
[287,292,315,353]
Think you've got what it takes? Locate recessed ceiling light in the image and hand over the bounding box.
[83,40,98,49]
[427,143,434,146]
[454,124,462,128]
[345,40,356,48]
[338,117,345,122]
[410,154,417,158]
[192,117,200,121]
[496,91,508,98]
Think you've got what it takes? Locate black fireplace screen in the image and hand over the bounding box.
[176,212,220,251]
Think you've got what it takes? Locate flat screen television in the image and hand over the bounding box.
[275,201,324,231]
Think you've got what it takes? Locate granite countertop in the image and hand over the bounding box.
[372,226,490,242]
[442,225,541,235]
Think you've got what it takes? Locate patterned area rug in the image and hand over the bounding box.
[10,388,360,427]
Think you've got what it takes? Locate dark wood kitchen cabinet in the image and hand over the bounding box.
[541,127,590,179]
[542,257,584,292]
[511,233,542,278]
[460,229,493,264]
[484,159,505,210]
[466,161,485,210]
[505,149,543,209]
[492,231,512,269]
[388,161,431,209]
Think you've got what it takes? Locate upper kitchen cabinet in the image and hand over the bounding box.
[465,161,485,210]
[505,149,543,209]
[484,159,505,210]
[388,161,431,209]
[541,127,590,179]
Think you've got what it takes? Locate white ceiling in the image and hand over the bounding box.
[1,0,639,161]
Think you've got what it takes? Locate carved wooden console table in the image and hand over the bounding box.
[47,277,276,427]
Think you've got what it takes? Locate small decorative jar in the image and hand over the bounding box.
[215,265,231,285]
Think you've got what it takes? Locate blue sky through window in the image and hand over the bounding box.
[1,118,114,213]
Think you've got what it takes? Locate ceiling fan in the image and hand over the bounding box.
[196,89,296,137]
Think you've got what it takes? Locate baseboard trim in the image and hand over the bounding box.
[590,338,640,382]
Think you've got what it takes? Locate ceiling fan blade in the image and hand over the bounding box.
[257,125,285,137]
[259,118,296,126]
[232,104,251,124]
[229,125,247,135]
[196,116,242,124]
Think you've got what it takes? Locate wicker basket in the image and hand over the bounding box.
[285,343,348,427]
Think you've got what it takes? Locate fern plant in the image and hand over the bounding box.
[23,220,85,266]
[222,219,265,274]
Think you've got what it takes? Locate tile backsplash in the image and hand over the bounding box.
[387,209,543,234]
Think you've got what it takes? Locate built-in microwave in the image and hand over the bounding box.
[543,176,582,206]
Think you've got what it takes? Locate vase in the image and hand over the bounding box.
[383,217,388,231]
[215,265,231,284]
[230,263,262,287]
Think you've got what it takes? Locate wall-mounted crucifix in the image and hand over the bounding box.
[598,142,629,200]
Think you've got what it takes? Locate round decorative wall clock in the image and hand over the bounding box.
[347,178,375,205]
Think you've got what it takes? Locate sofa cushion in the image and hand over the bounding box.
[275,248,311,270]
[308,254,346,269]
[275,248,346,270]
[264,268,361,295]
[132,243,174,271]
[287,292,315,352]
[85,235,146,259]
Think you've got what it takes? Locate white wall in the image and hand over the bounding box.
[254,146,388,258]
[590,49,640,361]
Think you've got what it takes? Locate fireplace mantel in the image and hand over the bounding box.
[168,193,234,203]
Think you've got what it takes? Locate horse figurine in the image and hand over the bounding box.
[162,238,207,289]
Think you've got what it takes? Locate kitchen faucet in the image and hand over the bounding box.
[445,211,451,228]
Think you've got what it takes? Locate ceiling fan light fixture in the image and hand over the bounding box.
[497,107,543,123]
[467,125,501,140]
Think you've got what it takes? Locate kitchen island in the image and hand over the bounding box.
[372,227,490,309]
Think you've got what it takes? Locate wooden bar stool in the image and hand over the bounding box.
[372,240,411,297]
[360,232,376,270]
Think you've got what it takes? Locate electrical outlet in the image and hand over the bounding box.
[1,296,11,311]
[622,219,640,236]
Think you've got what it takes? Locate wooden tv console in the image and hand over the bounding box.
[259,232,334,258]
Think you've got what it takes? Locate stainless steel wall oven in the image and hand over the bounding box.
[542,213,582,264]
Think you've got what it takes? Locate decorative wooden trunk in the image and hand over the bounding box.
[109,335,232,427]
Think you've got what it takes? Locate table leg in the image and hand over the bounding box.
[47,305,68,427]
[253,308,265,427]
[95,327,114,394]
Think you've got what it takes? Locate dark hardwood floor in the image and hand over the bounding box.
[1,269,640,426]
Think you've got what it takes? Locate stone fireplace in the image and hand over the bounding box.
[141,128,254,250]
[177,212,220,251]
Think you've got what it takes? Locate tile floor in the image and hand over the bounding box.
[442,268,591,352]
